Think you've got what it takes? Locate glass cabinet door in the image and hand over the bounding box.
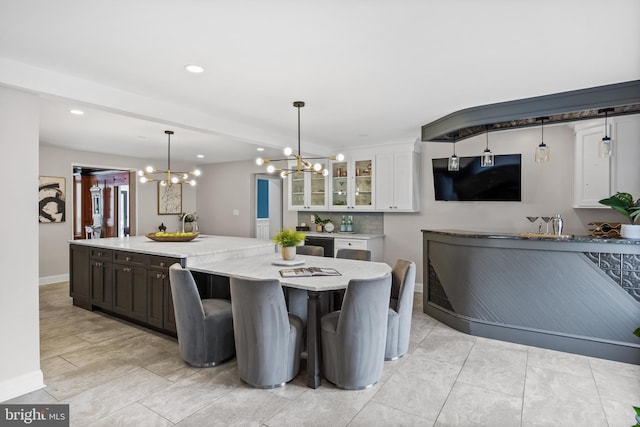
[309,173,326,207]
[354,159,373,207]
[289,171,305,208]
[331,161,349,208]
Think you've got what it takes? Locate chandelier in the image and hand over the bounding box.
[256,101,344,178]
[138,130,201,186]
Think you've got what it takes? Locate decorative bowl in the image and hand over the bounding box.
[145,232,200,242]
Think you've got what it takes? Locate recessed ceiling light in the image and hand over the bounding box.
[69,109,84,115]
[197,154,204,158]
[256,147,265,152]
[185,64,204,73]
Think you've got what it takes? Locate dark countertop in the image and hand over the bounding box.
[421,229,640,246]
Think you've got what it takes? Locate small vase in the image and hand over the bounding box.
[621,224,640,239]
[184,222,193,232]
[281,246,296,260]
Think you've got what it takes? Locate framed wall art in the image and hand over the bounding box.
[39,176,66,223]
[158,182,182,215]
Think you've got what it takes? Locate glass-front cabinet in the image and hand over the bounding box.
[330,156,374,210]
[287,162,328,210]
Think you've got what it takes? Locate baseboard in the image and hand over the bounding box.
[414,281,423,293]
[39,274,69,286]
[0,370,44,402]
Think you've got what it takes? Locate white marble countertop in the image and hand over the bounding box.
[189,253,391,291]
[69,235,276,266]
[303,232,384,240]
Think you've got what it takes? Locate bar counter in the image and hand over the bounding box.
[422,229,640,364]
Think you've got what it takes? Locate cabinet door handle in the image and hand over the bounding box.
[123,267,131,273]
[159,262,166,267]
[125,256,132,261]
[95,261,102,267]
[96,252,102,257]
[156,273,163,279]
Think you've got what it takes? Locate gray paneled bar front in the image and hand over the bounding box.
[422,230,640,364]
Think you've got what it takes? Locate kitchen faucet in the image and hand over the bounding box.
[182,212,196,233]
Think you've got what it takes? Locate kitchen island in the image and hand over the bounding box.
[69,235,275,335]
[423,229,640,364]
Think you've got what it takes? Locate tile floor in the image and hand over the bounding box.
[5,282,640,426]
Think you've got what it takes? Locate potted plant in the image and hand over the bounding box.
[272,227,306,260]
[313,214,331,232]
[598,193,640,239]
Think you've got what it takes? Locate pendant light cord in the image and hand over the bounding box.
[297,104,301,157]
[167,132,171,171]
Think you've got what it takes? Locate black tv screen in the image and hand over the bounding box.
[432,154,522,201]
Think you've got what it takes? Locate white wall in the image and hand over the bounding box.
[0,87,42,401]
[383,124,630,280]
[38,145,196,282]
[196,159,294,237]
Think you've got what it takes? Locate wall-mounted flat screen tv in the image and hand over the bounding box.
[432,154,522,201]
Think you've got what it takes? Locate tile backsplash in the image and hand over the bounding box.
[298,212,384,234]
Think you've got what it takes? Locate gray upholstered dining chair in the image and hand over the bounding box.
[336,248,372,261]
[333,248,372,308]
[168,264,235,367]
[230,276,303,388]
[321,273,392,389]
[295,245,324,256]
[385,259,416,360]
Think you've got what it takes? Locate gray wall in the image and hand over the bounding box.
[195,159,294,238]
[384,124,629,279]
[0,87,41,401]
[38,124,632,284]
[38,145,197,282]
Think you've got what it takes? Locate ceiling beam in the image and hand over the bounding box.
[421,80,640,142]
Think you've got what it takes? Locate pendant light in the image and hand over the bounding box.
[535,117,550,163]
[448,142,459,171]
[137,130,201,185]
[598,108,614,158]
[256,101,344,178]
[480,127,494,167]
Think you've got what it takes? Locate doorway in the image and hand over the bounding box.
[73,166,134,239]
[254,174,282,240]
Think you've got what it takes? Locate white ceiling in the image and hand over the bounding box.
[1,0,639,165]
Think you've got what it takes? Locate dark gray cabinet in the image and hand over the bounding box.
[69,244,182,335]
[113,262,147,323]
[147,269,167,329]
[70,245,91,309]
[90,253,113,310]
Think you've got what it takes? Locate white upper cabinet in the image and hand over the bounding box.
[287,161,328,211]
[574,114,640,208]
[574,123,611,208]
[375,150,419,211]
[329,155,375,211]
[287,140,421,212]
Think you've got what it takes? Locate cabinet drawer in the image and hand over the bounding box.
[148,255,181,270]
[114,251,146,266]
[334,238,368,250]
[90,248,113,261]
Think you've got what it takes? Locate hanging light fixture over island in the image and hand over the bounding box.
[138,130,201,186]
[256,101,344,178]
